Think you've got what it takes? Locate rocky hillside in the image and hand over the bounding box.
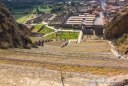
[0,3,32,49]
[104,8,128,55]
[113,34,128,55]
[104,11,128,39]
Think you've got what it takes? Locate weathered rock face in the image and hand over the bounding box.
[104,9,128,55]
[0,3,32,49]
[104,12,128,39]
[18,23,32,36]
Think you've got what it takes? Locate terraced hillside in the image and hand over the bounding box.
[31,24,53,35]
[0,39,128,86]
[0,40,117,68]
[32,24,44,32]
[44,31,79,39]
[44,40,111,53]
[39,26,53,34]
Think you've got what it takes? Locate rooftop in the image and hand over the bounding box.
[66,14,96,25]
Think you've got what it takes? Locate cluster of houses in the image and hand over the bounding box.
[26,14,52,24]
[67,0,101,14]
[50,12,69,25]
[66,13,95,25]
[104,0,128,22]
[25,0,106,35]
[105,0,128,5]
[47,0,104,35]
[24,0,128,36]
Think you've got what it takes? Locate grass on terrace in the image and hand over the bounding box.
[39,26,53,34]
[13,14,35,23]
[12,5,52,23]
[31,24,53,35]
[43,33,55,39]
[32,24,43,33]
[44,31,79,39]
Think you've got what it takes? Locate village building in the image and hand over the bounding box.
[63,14,103,35]
[105,0,117,5]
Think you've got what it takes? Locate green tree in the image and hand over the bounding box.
[71,2,75,6]
[36,6,40,14]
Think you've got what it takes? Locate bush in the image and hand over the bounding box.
[113,33,128,46]
[118,37,125,43]
[25,44,31,49]
[0,42,9,49]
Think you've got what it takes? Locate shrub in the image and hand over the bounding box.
[0,42,9,49]
[118,37,126,45]
[113,33,128,46]
[25,44,31,49]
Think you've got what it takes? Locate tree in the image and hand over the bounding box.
[36,6,40,14]
[71,2,75,6]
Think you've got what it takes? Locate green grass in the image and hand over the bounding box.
[44,33,56,39]
[12,8,34,13]
[12,5,51,14]
[13,14,35,23]
[12,4,52,23]
[31,24,53,35]
[58,32,79,39]
[32,24,43,32]
[44,32,79,39]
[38,6,51,13]
[39,26,53,34]
[13,14,26,20]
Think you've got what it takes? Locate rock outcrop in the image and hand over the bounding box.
[104,8,128,55]
[18,23,32,36]
[0,3,32,49]
[104,11,128,39]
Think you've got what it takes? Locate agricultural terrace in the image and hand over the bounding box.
[13,14,36,23]
[32,24,44,33]
[39,26,53,34]
[12,4,53,23]
[31,24,53,35]
[44,31,79,39]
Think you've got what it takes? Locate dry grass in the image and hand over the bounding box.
[26,25,33,29]
[83,35,103,40]
[0,40,126,76]
[0,58,127,76]
[44,40,64,46]
[42,40,111,53]
[32,24,43,32]
[60,40,111,53]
